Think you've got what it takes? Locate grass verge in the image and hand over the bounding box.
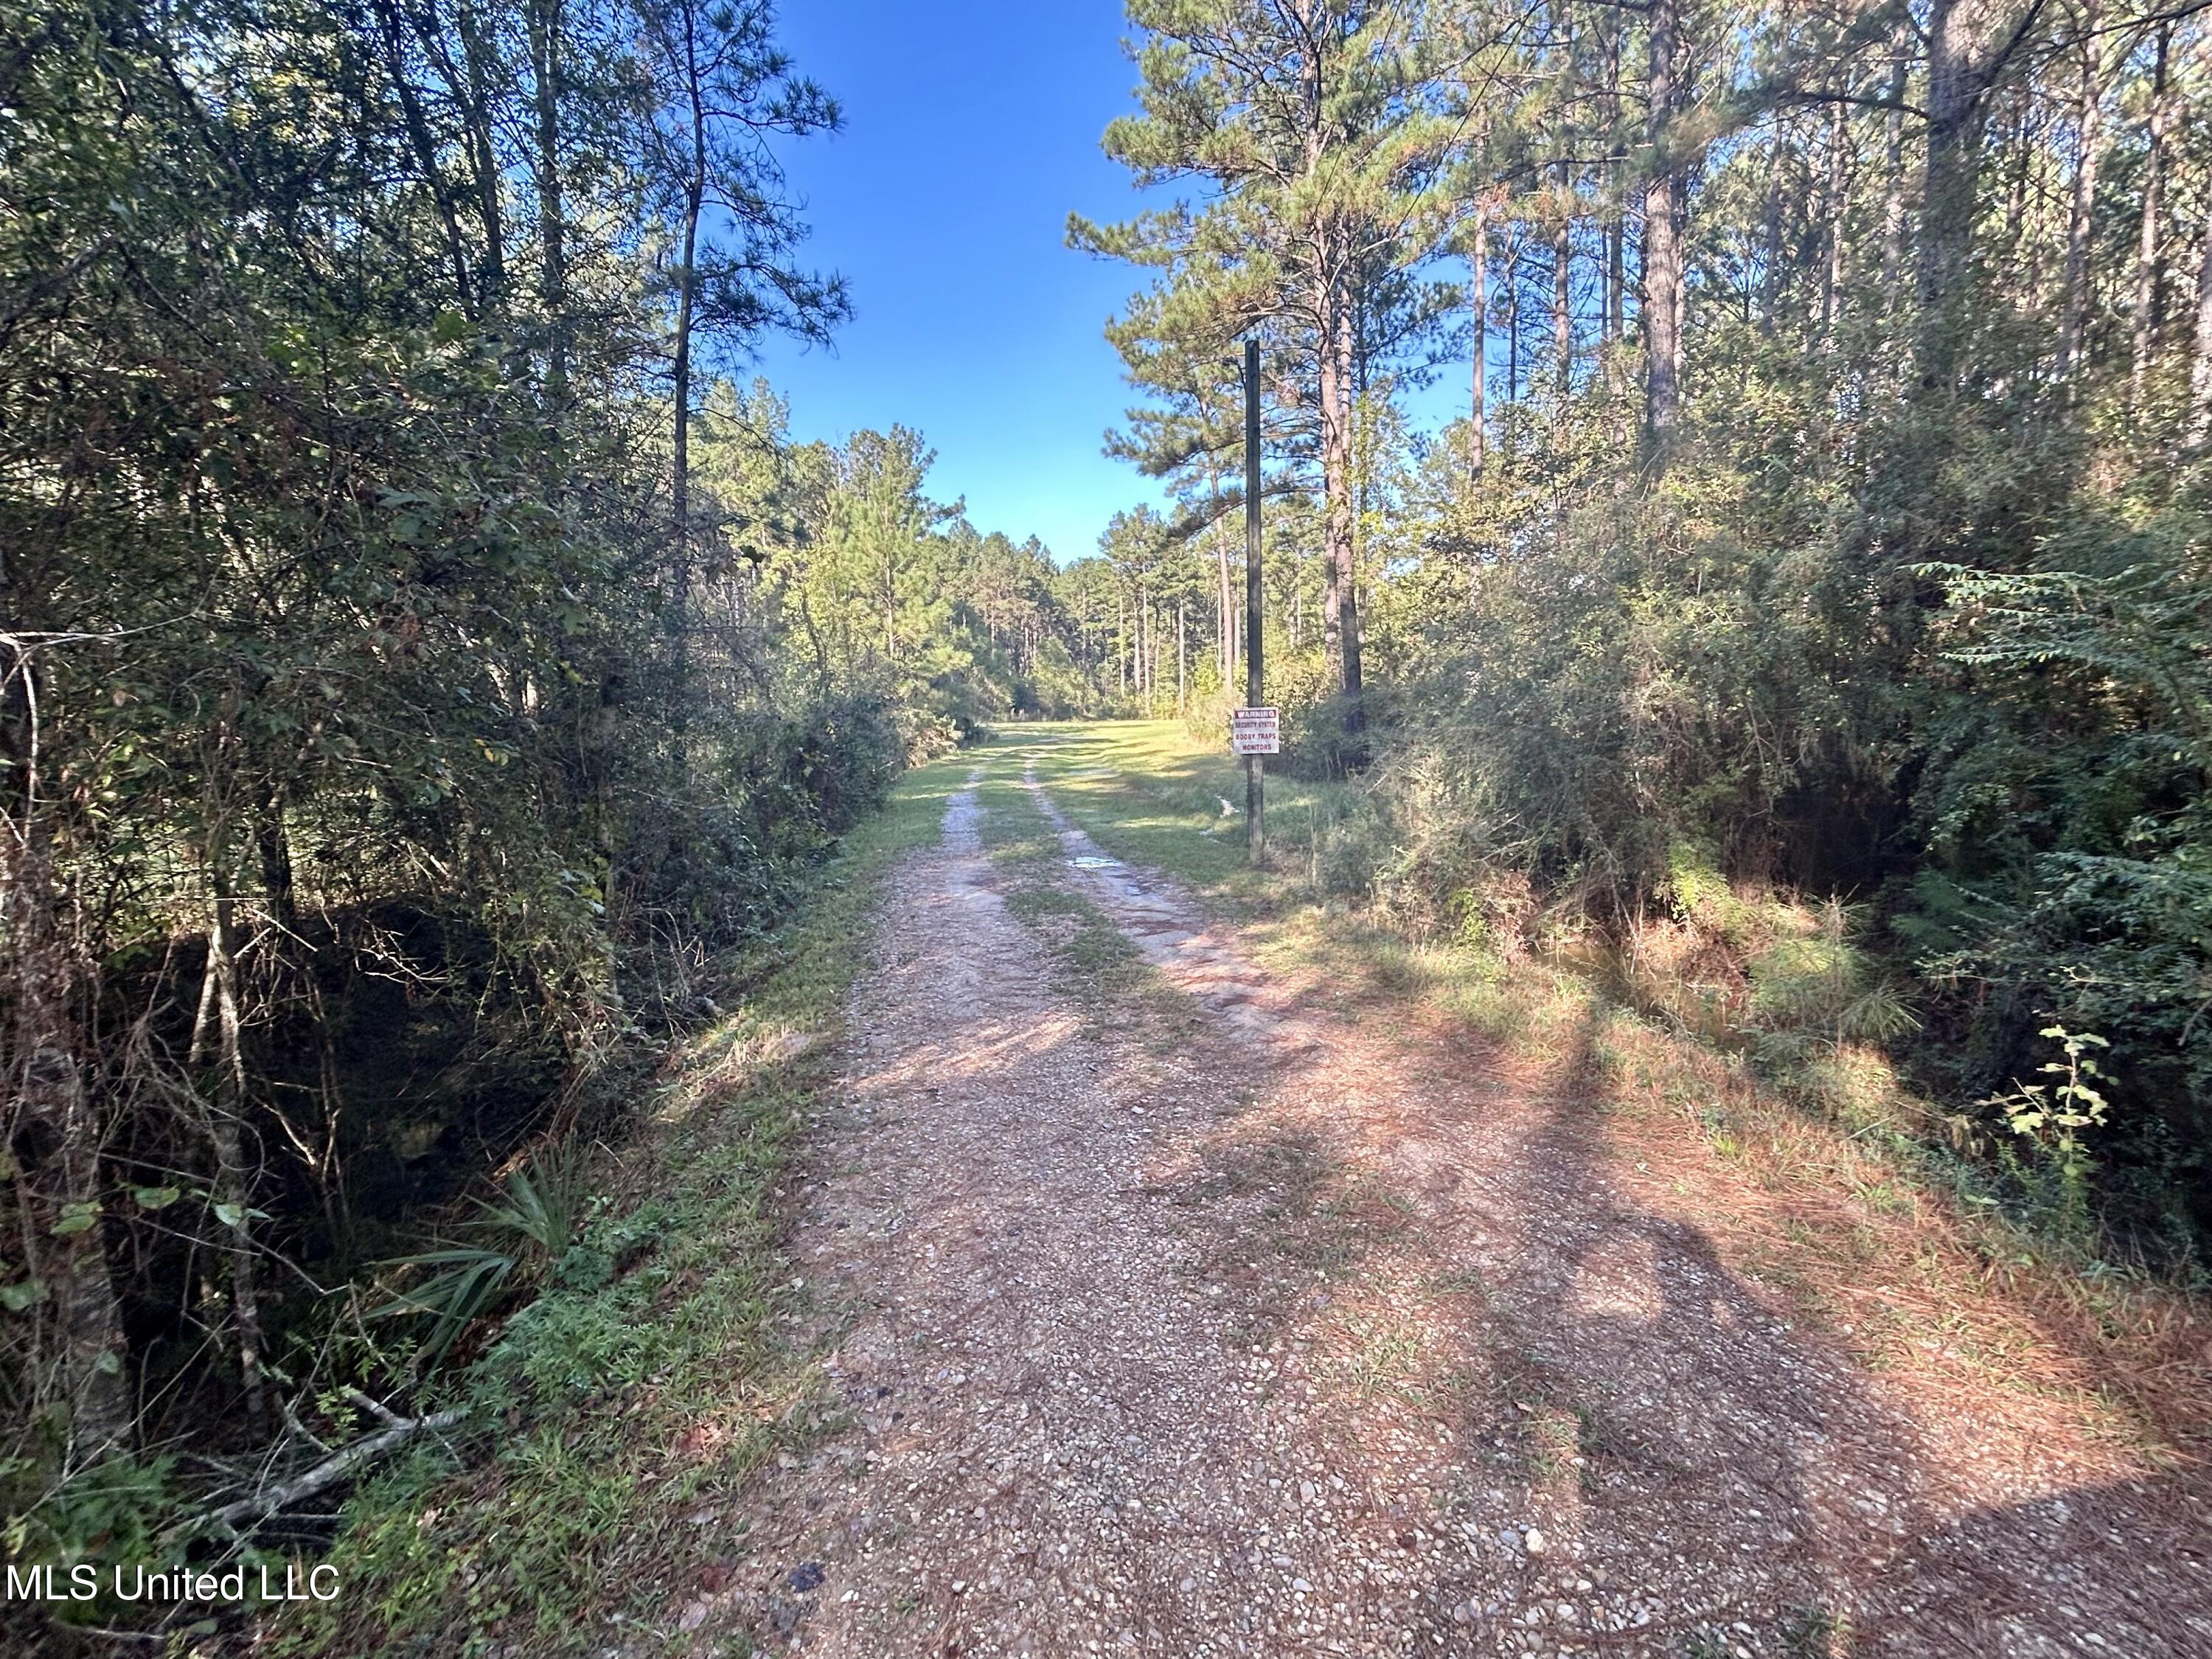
[256,755,970,1658]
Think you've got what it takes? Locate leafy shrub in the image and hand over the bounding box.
[1273,654,1370,779]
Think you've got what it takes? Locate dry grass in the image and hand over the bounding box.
[1034,723,2212,1469]
[1646,1046,2200,1447]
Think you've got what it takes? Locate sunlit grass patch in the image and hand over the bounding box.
[1014,719,1360,911]
[974,771,1058,866]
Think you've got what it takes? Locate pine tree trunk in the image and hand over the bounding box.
[1604,19,1625,345]
[1606,213,1624,344]
[371,0,475,313]
[668,0,706,759]
[1318,266,1363,726]
[2188,203,2212,444]
[1820,107,1846,339]
[526,0,568,409]
[1318,268,1346,685]
[1506,240,1522,403]
[1137,605,1144,708]
[1674,189,1688,380]
[1759,125,1784,335]
[1553,164,1573,390]
[257,798,297,941]
[2056,4,2102,385]
[1917,0,1994,396]
[1149,591,1158,708]
[1470,201,1487,477]
[1642,0,1683,455]
[1177,599,1187,716]
[1141,592,1152,709]
[1880,53,1908,297]
[2132,26,2171,406]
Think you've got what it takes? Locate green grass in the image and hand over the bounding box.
[1002,885,1149,995]
[961,736,1176,1023]
[973,762,1059,867]
[994,718,1356,913]
[265,753,971,1658]
[1340,1321,1422,1399]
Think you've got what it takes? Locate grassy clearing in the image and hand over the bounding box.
[964,734,1186,1029]
[998,719,2212,1458]
[260,755,970,1658]
[1001,718,1354,911]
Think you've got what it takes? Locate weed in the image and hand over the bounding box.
[1341,1326,1420,1398]
[1782,1604,1854,1657]
[1985,1026,2115,1244]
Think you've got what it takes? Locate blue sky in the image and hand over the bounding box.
[744,0,1170,566]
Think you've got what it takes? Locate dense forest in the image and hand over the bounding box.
[1069,0,2212,1262]
[7,0,2212,1640]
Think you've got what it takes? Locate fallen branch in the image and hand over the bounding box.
[212,1408,467,1528]
[341,1386,408,1430]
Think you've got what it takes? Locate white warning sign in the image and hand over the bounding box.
[1229,706,1280,756]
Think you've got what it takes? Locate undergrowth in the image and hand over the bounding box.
[251,755,970,1658]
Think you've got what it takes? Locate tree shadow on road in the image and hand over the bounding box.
[1421,998,2212,1655]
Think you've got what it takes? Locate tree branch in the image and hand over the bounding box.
[211,1408,466,1528]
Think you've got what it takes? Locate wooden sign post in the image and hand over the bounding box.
[1240,338,1266,866]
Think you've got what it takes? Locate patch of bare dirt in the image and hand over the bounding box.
[699,766,2212,1658]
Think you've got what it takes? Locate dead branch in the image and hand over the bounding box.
[211,1408,467,1528]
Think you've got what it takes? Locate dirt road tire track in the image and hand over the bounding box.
[707,756,2211,1658]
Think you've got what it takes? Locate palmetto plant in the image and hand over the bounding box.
[374,1143,589,1366]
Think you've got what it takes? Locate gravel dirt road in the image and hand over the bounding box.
[714,749,2212,1658]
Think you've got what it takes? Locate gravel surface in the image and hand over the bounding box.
[703,767,2212,1658]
